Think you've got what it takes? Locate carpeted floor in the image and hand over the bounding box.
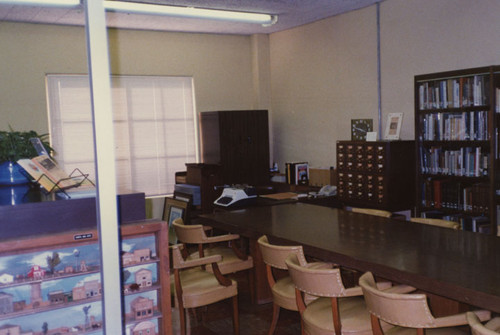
[171,272,302,335]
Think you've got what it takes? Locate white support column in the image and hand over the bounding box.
[83,1,123,334]
[376,2,382,140]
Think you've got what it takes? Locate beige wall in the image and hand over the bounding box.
[270,5,377,169]
[0,22,257,135]
[270,0,500,169]
[381,0,500,141]
[0,23,87,133]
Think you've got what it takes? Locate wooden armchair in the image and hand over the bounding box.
[359,271,491,335]
[172,218,253,273]
[170,243,239,335]
[172,218,254,296]
[257,235,334,335]
[285,253,396,335]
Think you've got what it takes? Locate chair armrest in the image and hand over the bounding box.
[177,254,223,269]
[344,286,363,297]
[434,310,491,328]
[211,262,232,286]
[344,281,394,297]
[382,284,416,294]
[204,233,241,243]
[376,281,392,290]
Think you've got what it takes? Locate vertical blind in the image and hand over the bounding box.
[46,75,198,196]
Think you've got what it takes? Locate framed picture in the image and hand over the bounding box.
[163,197,189,244]
[384,113,403,140]
[174,191,193,208]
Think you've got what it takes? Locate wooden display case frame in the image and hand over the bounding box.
[0,220,172,335]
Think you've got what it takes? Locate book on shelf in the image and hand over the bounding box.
[285,162,309,185]
[420,146,488,177]
[496,88,500,113]
[418,75,489,110]
[421,111,488,141]
[471,216,489,233]
[421,210,444,219]
[17,155,83,192]
[421,179,489,214]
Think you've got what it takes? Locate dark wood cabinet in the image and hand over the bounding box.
[199,110,270,187]
[336,140,415,212]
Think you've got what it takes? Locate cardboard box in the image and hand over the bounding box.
[309,167,336,187]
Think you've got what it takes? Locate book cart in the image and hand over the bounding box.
[414,65,500,235]
[0,194,172,335]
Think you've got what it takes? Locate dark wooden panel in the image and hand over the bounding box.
[0,192,146,240]
[199,111,221,164]
[200,110,270,186]
[185,163,222,214]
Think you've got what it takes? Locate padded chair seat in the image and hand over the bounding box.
[303,296,393,335]
[188,246,253,275]
[272,276,298,311]
[359,272,491,335]
[174,267,238,308]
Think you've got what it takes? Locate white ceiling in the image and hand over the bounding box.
[0,0,382,35]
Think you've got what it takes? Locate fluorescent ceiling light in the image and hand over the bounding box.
[0,0,80,6]
[103,1,277,26]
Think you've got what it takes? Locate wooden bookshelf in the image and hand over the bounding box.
[414,65,500,235]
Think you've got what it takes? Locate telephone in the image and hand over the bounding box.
[318,185,337,196]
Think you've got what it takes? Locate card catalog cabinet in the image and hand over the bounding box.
[336,140,416,212]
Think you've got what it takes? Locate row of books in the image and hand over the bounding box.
[418,75,489,110]
[420,146,488,177]
[420,111,489,141]
[285,162,309,185]
[422,210,490,233]
[496,88,500,113]
[421,179,489,214]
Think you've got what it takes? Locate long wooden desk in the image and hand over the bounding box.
[198,203,500,313]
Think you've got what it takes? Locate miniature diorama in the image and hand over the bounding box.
[0,300,103,334]
[121,235,158,294]
[121,235,157,266]
[0,234,161,333]
[122,264,157,294]
[124,290,159,323]
[125,317,159,335]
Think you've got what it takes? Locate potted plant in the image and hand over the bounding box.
[0,128,52,186]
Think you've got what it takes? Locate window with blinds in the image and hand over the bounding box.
[46,75,198,197]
